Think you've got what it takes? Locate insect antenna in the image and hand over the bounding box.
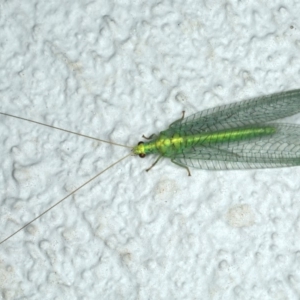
[0,112,132,149]
[0,152,131,245]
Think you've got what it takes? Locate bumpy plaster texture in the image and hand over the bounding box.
[1,0,300,299]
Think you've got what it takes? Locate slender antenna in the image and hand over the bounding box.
[0,153,131,245]
[0,112,132,149]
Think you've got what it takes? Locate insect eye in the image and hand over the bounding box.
[138,141,144,145]
[139,153,146,158]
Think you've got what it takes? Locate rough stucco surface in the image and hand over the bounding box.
[1,0,300,299]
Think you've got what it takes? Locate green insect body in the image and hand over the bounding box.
[133,126,277,157]
[133,89,300,173]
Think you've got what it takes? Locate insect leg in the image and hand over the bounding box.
[146,155,163,172]
[171,158,191,176]
[169,111,185,126]
[142,134,157,140]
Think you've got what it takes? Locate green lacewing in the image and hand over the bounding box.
[133,89,300,175]
[1,88,300,243]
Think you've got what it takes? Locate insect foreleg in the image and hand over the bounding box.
[146,155,163,172]
[142,134,157,140]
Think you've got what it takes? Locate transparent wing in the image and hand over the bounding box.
[172,124,300,170]
[166,89,300,135]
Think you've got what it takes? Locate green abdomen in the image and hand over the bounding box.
[143,126,276,157]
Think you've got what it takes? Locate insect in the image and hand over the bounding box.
[1,88,300,244]
[133,89,300,173]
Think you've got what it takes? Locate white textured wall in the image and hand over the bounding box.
[1,1,300,299]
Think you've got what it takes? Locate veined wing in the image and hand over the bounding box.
[166,89,300,135]
[172,123,300,170]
